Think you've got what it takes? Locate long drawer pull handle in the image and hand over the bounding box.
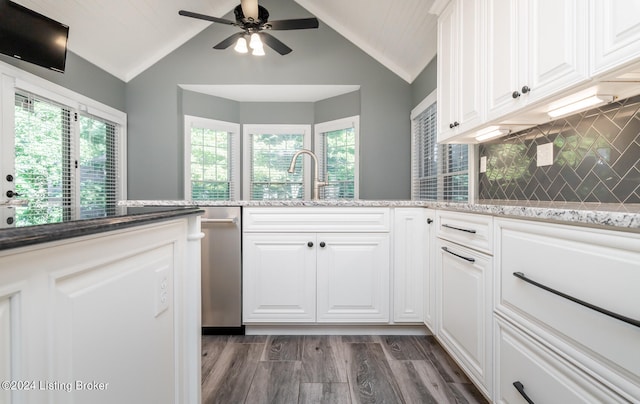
[513,381,534,404]
[201,217,237,224]
[442,223,477,234]
[513,272,640,328]
[441,247,475,263]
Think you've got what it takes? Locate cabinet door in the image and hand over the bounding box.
[437,1,458,140]
[526,0,589,102]
[486,0,523,121]
[437,0,483,142]
[437,239,492,397]
[316,233,390,322]
[243,233,316,322]
[393,208,427,323]
[591,0,640,76]
[456,0,483,133]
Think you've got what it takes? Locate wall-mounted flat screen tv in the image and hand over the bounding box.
[0,0,69,72]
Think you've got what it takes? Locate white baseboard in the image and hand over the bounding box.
[245,324,431,336]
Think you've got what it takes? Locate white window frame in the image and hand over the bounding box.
[314,115,360,200]
[183,115,240,200]
[242,124,311,200]
[0,60,127,223]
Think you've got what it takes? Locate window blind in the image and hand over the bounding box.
[249,132,304,200]
[411,100,469,201]
[78,113,118,218]
[14,91,73,226]
[317,127,356,199]
[190,126,233,200]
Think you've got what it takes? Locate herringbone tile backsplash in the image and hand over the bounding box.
[478,95,640,203]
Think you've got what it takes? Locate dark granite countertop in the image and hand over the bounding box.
[0,207,203,251]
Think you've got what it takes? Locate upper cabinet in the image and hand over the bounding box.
[486,0,589,121]
[591,0,640,77]
[437,0,484,142]
[432,0,640,143]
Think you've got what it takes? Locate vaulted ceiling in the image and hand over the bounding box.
[10,0,437,83]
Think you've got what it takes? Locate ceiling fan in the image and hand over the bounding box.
[178,0,319,55]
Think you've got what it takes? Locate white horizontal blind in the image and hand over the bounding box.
[78,113,118,218]
[317,124,357,200]
[14,91,73,226]
[248,131,305,200]
[411,97,469,201]
[412,101,438,200]
[189,123,236,200]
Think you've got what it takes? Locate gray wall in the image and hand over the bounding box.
[0,51,126,111]
[126,0,412,200]
[411,56,437,110]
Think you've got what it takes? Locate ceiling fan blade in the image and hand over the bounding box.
[260,32,292,55]
[213,32,245,50]
[240,0,259,20]
[178,10,236,26]
[267,18,319,30]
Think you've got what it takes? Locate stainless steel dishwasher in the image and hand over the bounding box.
[200,206,243,335]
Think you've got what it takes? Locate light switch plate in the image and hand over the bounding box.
[537,143,554,167]
[480,156,487,173]
[155,266,170,317]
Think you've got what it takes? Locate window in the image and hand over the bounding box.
[8,85,124,227]
[243,124,311,200]
[314,116,359,199]
[184,116,239,200]
[411,90,470,201]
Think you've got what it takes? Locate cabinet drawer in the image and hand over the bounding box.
[436,210,493,254]
[495,317,625,403]
[243,207,390,232]
[496,218,640,400]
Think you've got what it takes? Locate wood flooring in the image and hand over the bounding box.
[201,335,488,404]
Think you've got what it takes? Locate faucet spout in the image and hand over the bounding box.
[288,149,327,200]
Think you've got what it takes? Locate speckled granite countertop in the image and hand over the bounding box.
[0,207,203,251]
[119,200,640,231]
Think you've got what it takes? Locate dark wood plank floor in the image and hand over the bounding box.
[202,335,488,404]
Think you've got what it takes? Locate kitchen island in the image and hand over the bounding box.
[0,208,203,404]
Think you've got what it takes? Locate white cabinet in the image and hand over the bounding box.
[242,208,391,324]
[495,317,625,403]
[591,0,640,77]
[435,211,493,398]
[495,218,640,402]
[486,0,589,121]
[242,233,317,322]
[317,233,390,322]
[392,208,434,325]
[437,0,484,142]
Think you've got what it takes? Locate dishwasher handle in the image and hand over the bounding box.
[201,217,238,224]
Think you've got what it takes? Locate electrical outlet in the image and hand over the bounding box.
[537,143,554,167]
[155,267,170,317]
[480,156,487,173]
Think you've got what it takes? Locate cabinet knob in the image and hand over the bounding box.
[6,190,20,198]
[319,241,326,248]
[427,218,433,224]
[521,85,531,94]
[512,91,521,99]
[307,241,314,247]
[449,121,459,129]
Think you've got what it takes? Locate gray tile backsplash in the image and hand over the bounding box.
[478,95,640,204]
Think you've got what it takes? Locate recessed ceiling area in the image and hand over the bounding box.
[10,0,437,83]
[179,84,360,102]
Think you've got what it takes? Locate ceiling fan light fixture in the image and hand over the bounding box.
[249,33,263,50]
[252,46,265,56]
[234,37,248,53]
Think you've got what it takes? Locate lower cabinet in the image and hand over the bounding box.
[436,238,493,398]
[495,316,625,403]
[243,231,390,323]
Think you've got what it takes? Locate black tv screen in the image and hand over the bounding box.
[0,0,69,72]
